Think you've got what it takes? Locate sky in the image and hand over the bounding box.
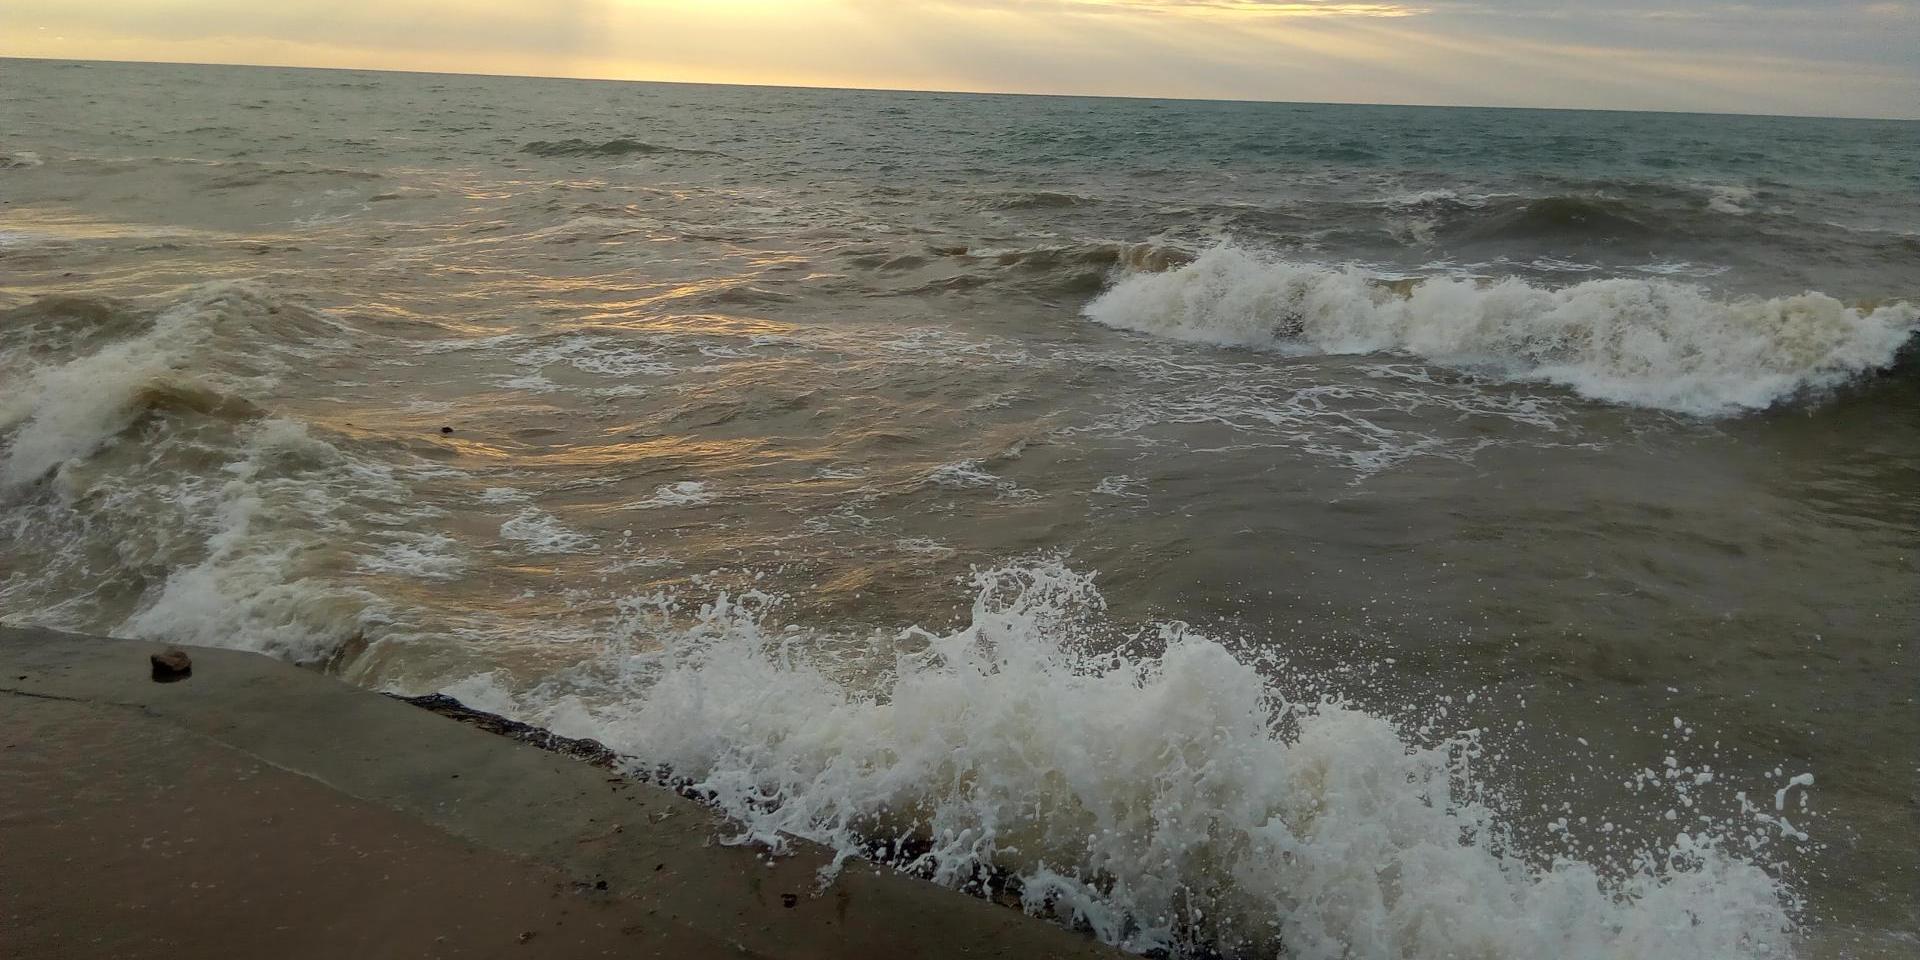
[4,0,1918,119]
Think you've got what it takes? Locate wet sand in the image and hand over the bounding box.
[0,627,1121,959]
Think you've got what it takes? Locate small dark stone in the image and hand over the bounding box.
[781,893,798,909]
[150,649,192,683]
[594,880,608,891]
[440,426,454,434]
[517,931,535,944]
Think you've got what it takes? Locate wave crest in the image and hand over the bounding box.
[1,284,377,664]
[1084,246,1919,415]
[471,561,1799,959]
[520,138,718,159]
[0,283,327,487]
[1456,196,1652,243]
[979,190,1093,210]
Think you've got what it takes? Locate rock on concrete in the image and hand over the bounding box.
[149,647,192,682]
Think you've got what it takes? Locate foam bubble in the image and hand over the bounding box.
[1085,245,1918,415]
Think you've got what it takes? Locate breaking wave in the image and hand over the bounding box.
[0,283,334,488]
[112,418,388,664]
[0,285,382,664]
[461,561,1802,959]
[1084,246,1919,415]
[1355,186,1824,254]
[0,284,360,486]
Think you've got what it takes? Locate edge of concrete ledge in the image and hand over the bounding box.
[0,626,1125,959]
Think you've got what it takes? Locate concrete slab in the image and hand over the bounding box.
[0,627,1124,959]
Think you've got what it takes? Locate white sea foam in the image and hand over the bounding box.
[497,372,561,393]
[1383,188,1491,209]
[357,532,468,581]
[1085,245,1918,415]
[1,283,299,488]
[925,459,1005,488]
[923,460,1036,499]
[512,335,676,378]
[894,537,956,556]
[1,284,390,664]
[1092,474,1148,499]
[0,340,175,488]
[625,481,714,510]
[118,419,384,664]
[499,507,597,553]
[468,561,1799,959]
[478,486,532,504]
[1705,185,1758,216]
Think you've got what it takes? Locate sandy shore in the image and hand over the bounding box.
[0,627,1122,959]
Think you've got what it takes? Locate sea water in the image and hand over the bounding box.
[3,59,1917,958]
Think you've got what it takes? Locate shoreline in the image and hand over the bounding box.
[0,626,1122,959]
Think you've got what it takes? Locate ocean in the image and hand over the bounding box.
[2,58,1916,958]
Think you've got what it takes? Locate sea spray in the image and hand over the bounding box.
[0,286,384,662]
[0,283,337,488]
[117,419,387,663]
[1085,245,1919,416]
[458,561,1801,959]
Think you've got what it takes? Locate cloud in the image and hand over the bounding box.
[3,0,1915,117]
[5,0,614,59]
[974,0,1431,17]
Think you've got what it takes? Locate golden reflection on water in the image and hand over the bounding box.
[576,312,802,337]
[522,435,779,470]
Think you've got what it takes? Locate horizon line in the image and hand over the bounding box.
[4,54,1916,124]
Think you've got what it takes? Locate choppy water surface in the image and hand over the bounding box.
[3,59,1917,958]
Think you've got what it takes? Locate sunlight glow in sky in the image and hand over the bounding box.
[4,0,1917,118]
